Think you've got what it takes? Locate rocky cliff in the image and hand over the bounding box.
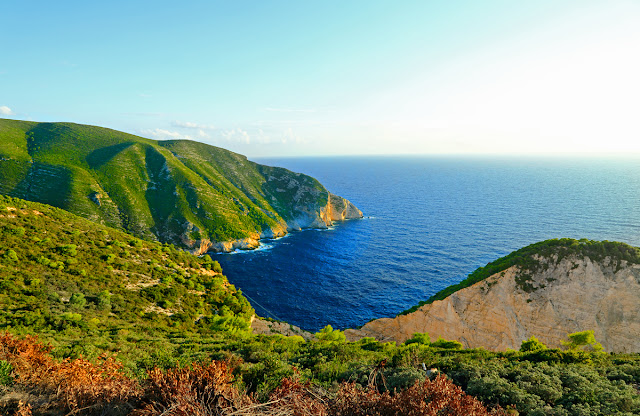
[0,119,362,253]
[346,243,640,353]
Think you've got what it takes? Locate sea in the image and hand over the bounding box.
[214,156,640,332]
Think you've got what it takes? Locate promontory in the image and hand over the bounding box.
[346,239,640,353]
[0,118,362,253]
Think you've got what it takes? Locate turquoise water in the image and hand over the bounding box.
[214,156,640,332]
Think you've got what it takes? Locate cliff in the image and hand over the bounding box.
[0,119,362,253]
[346,240,640,352]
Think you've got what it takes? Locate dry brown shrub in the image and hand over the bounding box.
[330,374,506,416]
[0,333,140,415]
[132,360,252,416]
[266,375,328,416]
[1,333,507,416]
[15,401,32,416]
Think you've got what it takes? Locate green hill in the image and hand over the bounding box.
[0,119,361,253]
[0,194,253,362]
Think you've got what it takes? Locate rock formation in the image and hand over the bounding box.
[345,254,640,352]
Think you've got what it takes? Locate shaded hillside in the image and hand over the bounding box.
[0,195,253,362]
[0,119,362,253]
[347,239,640,352]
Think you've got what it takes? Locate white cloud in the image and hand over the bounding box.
[139,128,192,140]
[172,120,216,130]
[0,106,15,116]
[221,128,251,144]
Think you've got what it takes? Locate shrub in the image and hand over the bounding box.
[405,332,431,346]
[562,330,603,352]
[0,359,13,386]
[5,249,18,262]
[431,337,463,349]
[520,336,547,353]
[316,325,347,343]
[331,375,504,415]
[68,293,86,309]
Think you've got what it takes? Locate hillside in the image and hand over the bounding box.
[346,239,640,352]
[0,119,362,253]
[0,194,254,363]
[2,205,640,416]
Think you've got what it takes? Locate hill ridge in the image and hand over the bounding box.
[0,118,362,253]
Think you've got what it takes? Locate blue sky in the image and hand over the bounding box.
[2,1,639,157]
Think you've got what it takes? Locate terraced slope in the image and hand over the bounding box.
[0,119,362,253]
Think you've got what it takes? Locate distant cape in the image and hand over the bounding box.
[0,118,362,253]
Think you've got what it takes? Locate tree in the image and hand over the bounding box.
[315,325,346,343]
[562,330,603,352]
[520,336,547,352]
[69,293,87,309]
[5,249,18,262]
[405,332,431,346]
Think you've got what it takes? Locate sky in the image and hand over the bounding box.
[1,0,639,157]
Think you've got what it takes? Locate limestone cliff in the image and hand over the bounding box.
[345,252,640,353]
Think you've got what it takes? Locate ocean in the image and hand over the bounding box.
[214,156,640,332]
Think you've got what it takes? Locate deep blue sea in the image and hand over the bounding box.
[214,156,640,332]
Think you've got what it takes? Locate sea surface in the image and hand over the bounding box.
[214,156,640,332]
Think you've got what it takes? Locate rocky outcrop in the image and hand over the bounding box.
[205,192,362,253]
[251,317,314,340]
[345,255,640,352]
[328,193,363,222]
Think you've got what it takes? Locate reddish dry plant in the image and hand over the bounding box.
[267,376,328,416]
[0,332,140,414]
[330,374,506,416]
[1,333,506,416]
[15,401,33,416]
[132,360,252,416]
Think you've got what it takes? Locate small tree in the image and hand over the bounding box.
[562,330,603,352]
[69,293,87,309]
[520,336,547,352]
[5,249,18,262]
[430,337,463,350]
[97,290,111,311]
[405,332,431,346]
[315,325,346,343]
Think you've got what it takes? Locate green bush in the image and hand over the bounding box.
[0,360,13,386]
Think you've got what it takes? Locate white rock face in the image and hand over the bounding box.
[345,256,640,352]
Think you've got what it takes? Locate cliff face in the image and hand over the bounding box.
[345,255,640,352]
[0,119,362,254]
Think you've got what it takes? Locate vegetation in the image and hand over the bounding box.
[401,238,640,314]
[0,118,331,248]
[0,194,253,368]
[2,194,640,415]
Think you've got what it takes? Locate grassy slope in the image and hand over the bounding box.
[0,119,331,246]
[401,238,640,315]
[0,194,253,365]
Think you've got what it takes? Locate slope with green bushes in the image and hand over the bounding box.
[0,194,253,364]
